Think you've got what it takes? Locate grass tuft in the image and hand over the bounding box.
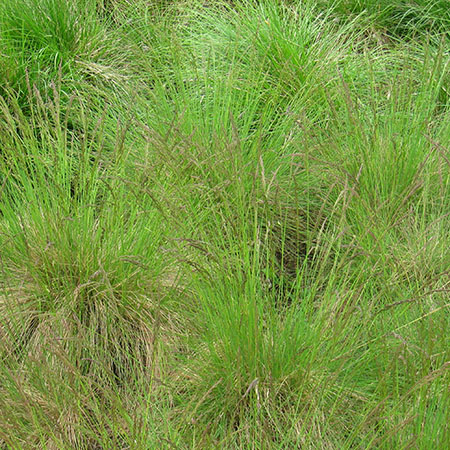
[0,0,449,448]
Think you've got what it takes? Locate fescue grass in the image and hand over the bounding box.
[0,0,449,448]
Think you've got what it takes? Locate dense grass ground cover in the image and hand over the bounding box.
[0,0,448,448]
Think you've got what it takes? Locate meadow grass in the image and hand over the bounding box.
[0,0,449,448]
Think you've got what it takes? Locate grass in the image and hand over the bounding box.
[0,0,449,448]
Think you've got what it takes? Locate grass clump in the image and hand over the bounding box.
[316,0,450,41]
[0,0,449,448]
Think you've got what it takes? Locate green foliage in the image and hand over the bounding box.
[0,0,449,448]
[317,0,450,40]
